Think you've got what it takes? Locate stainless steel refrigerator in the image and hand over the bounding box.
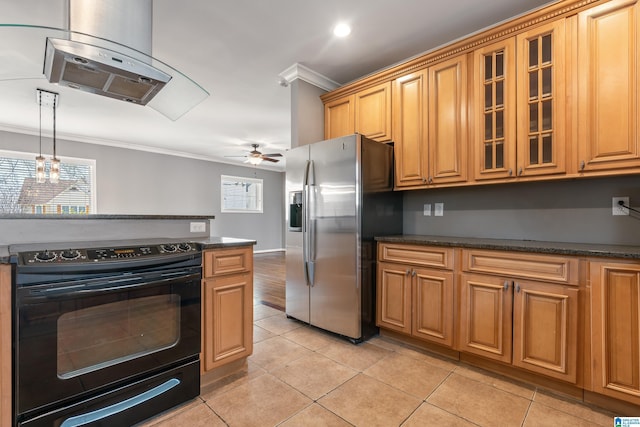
[285,134,402,342]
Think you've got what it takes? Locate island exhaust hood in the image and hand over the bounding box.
[39,0,207,119]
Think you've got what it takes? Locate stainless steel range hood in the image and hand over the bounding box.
[43,37,171,105]
[36,0,207,119]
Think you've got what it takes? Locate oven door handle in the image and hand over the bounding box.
[60,378,181,427]
[19,272,201,302]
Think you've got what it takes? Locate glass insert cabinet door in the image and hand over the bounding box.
[516,20,566,177]
[474,19,566,181]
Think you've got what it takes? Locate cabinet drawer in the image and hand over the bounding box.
[203,247,252,278]
[378,243,454,270]
[462,249,578,285]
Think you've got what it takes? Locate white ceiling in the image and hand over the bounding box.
[0,0,556,171]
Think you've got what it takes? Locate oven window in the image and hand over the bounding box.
[57,294,181,378]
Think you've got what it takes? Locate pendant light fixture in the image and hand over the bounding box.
[35,89,60,184]
[35,90,45,183]
[49,94,60,184]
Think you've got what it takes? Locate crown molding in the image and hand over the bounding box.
[278,63,340,92]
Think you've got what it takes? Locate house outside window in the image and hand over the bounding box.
[0,150,96,214]
[221,175,263,213]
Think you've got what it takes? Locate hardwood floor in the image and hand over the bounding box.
[253,251,285,311]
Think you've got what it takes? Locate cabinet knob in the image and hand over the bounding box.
[580,160,585,170]
[515,283,521,293]
[503,281,509,291]
[406,269,411,276]
[508,168,513,176]
[411,270,416,277]
[428,176,433,184]
[518,167,523,176]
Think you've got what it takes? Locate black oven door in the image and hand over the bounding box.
[15,266,201,419]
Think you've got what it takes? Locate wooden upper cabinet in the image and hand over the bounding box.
[324,94,355,140]
[324,82,391,142]
[515,19,567,178]
[577,0,640,173]
[393,69,429,187]
[355,82,392,142]
[428,54,468,185]
[590,260,640,405]
[473,38,517,180]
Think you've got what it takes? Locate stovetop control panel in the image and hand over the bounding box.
[19,242,200,265]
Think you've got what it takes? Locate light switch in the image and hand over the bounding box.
[434,203,444,216]
[423,204,432,216]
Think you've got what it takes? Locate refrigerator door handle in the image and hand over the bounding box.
[306,160,316,286]
[302,159,312,286]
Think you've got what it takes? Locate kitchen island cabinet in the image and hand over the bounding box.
[201,246,253,372]
[0,264,10,427]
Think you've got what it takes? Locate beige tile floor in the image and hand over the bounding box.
[141,303,618,427]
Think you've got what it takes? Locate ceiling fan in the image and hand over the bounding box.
[228,144,282,165]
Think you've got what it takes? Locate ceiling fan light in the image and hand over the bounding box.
[247,156,263,165]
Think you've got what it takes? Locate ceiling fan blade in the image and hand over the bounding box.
[261,153,282,157]
[261,157,280,163]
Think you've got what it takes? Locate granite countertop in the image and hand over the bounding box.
[376,235,640,259]
[197,237,256,249]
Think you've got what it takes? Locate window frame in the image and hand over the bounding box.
[0,149,97,215]
[220,174,263,214]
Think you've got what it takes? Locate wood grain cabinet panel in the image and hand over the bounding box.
[0,265,11,427]
[377,243,455,347]
[201,247,253,373]
[324,95,355,140]
[355,82,392,142]
[577,0,640,174]
[512,280,578,383]
[591,261,640,405]
[459,273,513,363]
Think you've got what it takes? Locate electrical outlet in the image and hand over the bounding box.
[434,203,444,217]
[190,222,207,232]
[612,197,629,216]
[423,204,432,216]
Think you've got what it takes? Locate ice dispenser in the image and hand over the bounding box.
[289,191,302,231]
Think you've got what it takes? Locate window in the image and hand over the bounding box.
[0,150,96,215]
[221,175,263,213]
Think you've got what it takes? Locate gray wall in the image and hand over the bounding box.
[403,175,640,245]
[0,130,285,251]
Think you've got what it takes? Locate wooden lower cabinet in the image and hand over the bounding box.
[201,247,253,372]
[459,273,578,383]
[1,264,11,427]
[590,260,640,405]
[377,243,455,347]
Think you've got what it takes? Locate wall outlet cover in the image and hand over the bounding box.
[434,203,444,216]
[612,197,630,216]
[423,204,432,216]
[190,222,207,232]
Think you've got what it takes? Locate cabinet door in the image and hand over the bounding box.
[516,19,566,177]
[0,265,11,427]
[591,261,640,405]
[428,54,468,184]
[392,70,429,187]
[202,273,253,372]
[473,38,517,181]
[512,280,578,383]
[413,267,454,347]
[377,262,412,334]
[459,273,512,363]
[355,82,392,142]
[325,95,355,140]
[577,0,640,173]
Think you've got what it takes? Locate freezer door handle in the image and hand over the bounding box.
[305,160,316,286]
[303,159,313,286]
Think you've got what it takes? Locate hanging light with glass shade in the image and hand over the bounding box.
[35,90,46,183]
[49,93,60,184]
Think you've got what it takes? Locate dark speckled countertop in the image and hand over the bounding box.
[375,235,640,260]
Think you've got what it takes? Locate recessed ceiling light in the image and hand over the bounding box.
[333,23,351,38]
